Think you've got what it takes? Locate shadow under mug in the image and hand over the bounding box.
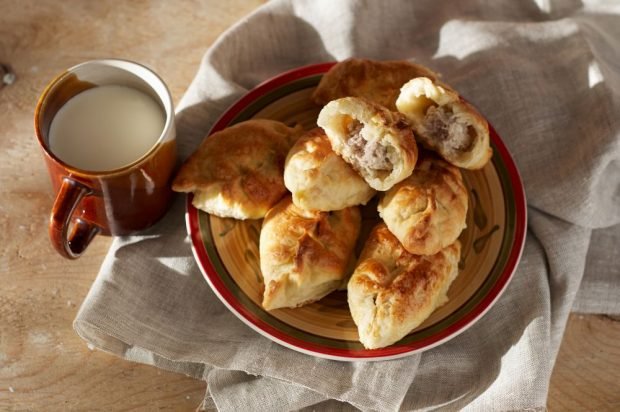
[34,59,177,259]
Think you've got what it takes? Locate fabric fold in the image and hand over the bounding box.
[74,0,620,410]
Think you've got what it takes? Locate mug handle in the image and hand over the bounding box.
[49,177,101,259]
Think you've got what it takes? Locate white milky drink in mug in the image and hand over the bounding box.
[48,85,165,171]
[35,59,177,259]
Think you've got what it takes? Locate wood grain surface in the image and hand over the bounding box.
[0,1,618,411]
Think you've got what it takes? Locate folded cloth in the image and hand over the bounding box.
[74,0,620,410]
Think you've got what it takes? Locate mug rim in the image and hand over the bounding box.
[34,58,175,177]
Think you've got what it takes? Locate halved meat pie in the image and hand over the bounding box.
[317,97,418,191]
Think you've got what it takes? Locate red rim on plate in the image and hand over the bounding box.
[186,62,527,361]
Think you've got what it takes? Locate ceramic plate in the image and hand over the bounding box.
[186,62,527,361]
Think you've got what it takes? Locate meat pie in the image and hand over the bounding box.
[348,223,461,349]
[172,119,304,219]
[396,77,492,169]
[284,128,375,212]
[312,58,439,111]
[260,196,361,310]
[378,154,468,256]
[317,97,418,191]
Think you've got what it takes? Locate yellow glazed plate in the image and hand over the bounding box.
[186,63,527,361]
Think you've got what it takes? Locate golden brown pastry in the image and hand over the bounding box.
[172,119,303,219]
[396,77,492,169]
[317,97,418,191]
[378,155,468,256]
[348,224,461,349]
[312,58,439,111]
[260,196,361,310]
[284,128,375,211]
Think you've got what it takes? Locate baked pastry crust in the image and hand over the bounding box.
[312,58,438,111]
[378,155,468,256]
[348,223,461,349]
[260,196,361,310]
[396,77,492,169]
[172,119,304,219]
[284,128,375,211]
[317,97,418,191]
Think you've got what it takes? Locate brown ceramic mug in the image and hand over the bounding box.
[34,59,177,259]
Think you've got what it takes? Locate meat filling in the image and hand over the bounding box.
[345,120,392,171]
[424,105,475,153]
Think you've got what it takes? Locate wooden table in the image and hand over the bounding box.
[0,1,618,410]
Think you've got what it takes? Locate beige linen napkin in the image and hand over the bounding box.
[74,0,620,410]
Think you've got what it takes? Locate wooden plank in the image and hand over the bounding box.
[548,314,620,411]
